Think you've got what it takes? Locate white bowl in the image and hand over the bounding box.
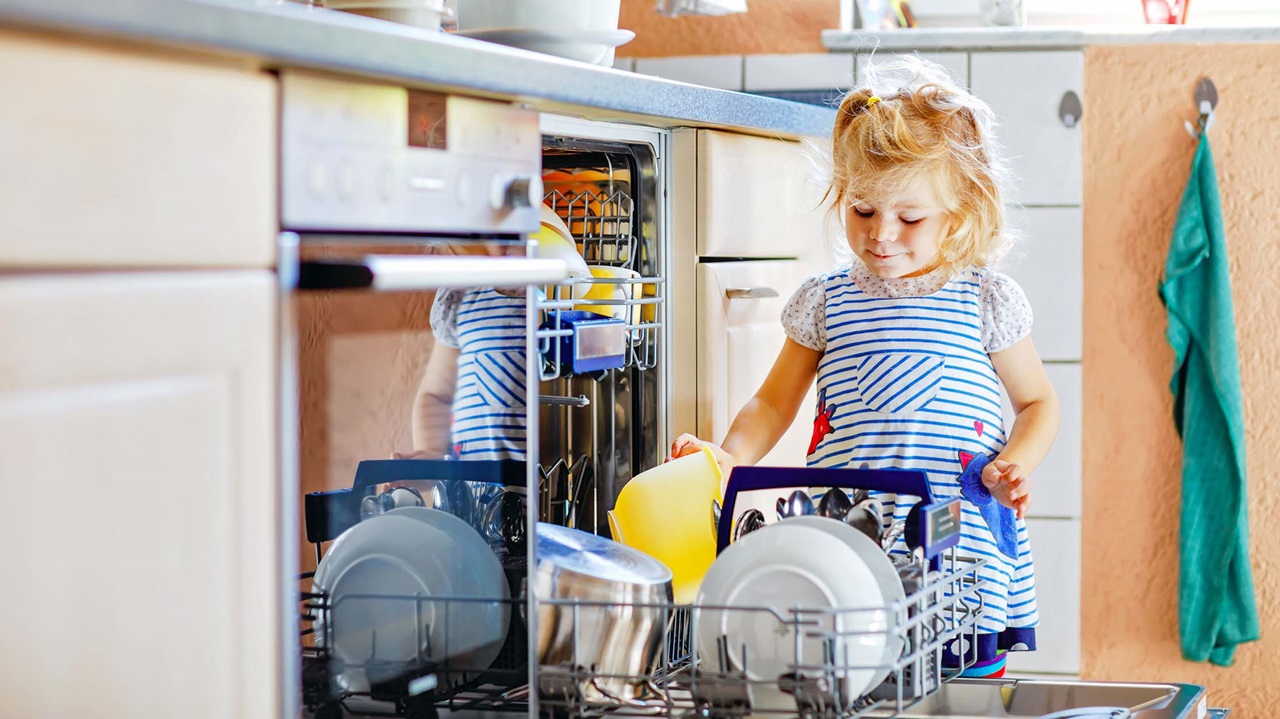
[456,0,621,34]
[326,0,448,30]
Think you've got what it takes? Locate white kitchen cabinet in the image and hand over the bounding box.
[1008,518,1082,676]
[696,130,831,263]
[1001,363,1081,519]
[0,30,277,269]
[857,51,968,87]
[0,272,279,719]
[969,51,1083,206]
[697,260,819,467]
[1001,206,1083,362]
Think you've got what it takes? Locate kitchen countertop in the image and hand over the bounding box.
[0,0,835,139]
[823,24,1280,52]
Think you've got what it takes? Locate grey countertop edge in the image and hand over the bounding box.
[822,25,1280,52]
[0,0,834,139]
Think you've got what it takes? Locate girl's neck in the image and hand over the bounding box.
[848,259,960,298]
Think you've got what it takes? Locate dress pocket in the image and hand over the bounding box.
[471,350,528,409]
[854,352,946,414]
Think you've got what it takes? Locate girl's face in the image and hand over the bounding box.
[845,175,951,279]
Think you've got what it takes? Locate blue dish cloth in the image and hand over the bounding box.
[957,453,1018,559]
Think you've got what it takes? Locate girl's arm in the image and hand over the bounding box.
[671,338,821,472]
[987,336,1060,516]
[395,343,460,459]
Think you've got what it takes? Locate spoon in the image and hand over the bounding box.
[816,489,853,520]
[734,508,767,541]
[776,490,815,521]
[712,499,722,538]
[880,519,907,551]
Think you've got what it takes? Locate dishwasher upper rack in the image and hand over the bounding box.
[535,165,663,383]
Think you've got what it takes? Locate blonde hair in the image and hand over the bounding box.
[826,56,1014,272]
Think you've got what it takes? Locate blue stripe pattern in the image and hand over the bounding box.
[438,288,529,461]
[802,265,1038,636]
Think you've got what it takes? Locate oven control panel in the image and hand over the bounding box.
[280,72,542,234]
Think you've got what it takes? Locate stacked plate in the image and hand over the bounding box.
[312,506,510,689]
[694,516,906,713]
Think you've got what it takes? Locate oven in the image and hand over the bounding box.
[278,72,671,719]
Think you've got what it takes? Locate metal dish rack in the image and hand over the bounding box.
[300,464,989,719]
[536,155,664,382]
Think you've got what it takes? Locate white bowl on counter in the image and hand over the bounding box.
[326,0,450,31]
[456,0,621,34]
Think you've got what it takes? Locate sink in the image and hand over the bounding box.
[873,678,1205,718]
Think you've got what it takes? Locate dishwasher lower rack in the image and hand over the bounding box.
[298,550,987,719]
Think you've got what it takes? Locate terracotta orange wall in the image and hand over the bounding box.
[617,0,832,57]
[1082,44,1280,713]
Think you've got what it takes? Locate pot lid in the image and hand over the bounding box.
[536,522,672,586]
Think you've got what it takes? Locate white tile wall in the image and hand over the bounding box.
[633,55,743,90]
[856,51,969,87]
[743,53,855,92]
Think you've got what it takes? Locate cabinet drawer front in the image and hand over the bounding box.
[0,31,277,268]
[698,260,817,467]
[1002,363,1081,519]
[970,51,1083,206]
[0,272,279,718]
[697,130,829,261]
[1007,518,1081,675]
[1003,206,1082,362]
[857,51,968,87]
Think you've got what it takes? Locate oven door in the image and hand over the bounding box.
[282,234,564,718]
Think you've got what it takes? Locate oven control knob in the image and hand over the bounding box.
[491,174,543,211]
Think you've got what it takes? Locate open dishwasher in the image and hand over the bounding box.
[283,74,1215,719]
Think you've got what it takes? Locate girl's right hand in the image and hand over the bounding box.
[667,433,738,489]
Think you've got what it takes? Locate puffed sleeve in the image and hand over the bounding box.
[980,270,1034,353]
[430,288,463,349]
[781,274,827,352]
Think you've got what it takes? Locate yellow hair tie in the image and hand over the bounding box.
[866,95,882,108]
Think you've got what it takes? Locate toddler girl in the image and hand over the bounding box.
[670,58,1060,677]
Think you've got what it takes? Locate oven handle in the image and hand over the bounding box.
[295,254,568,291]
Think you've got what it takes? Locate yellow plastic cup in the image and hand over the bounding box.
[608,446,723,604]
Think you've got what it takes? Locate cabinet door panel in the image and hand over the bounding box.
[698,261,817,467]
[1002,206,1082,362]
[858,51,968,87]
[0,30,277,268]
[1001,363,1081,519]
[970,51,1082,206]
[0,272,278,719]
[697,130,829,262]
[1008,518,1081,675]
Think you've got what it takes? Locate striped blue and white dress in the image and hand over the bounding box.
[783,261,1039,669]
[430,288,528,461]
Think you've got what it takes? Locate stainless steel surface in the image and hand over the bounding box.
[870,679,1205,719]
[0,0,833,138]
[534,523,673,705]
[822,25,1280,52]
[280,73,543,234]
[776,489,816,520]
[725,286,781,299]
[536,117,668,539]
[817,488,854,520]
[732,507,766,540]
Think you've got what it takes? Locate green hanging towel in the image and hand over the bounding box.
[1158,134,1260,666]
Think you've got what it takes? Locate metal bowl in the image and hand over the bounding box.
[534,523,673,705]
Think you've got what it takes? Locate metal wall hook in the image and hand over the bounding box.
[1185,76,1218,139]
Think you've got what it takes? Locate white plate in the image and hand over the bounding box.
[312,510,509,685]
[695,522,896,713]
[313,515,449,679]
[785,516,906,687]
[452,27,635,65]
[385,507,510,671]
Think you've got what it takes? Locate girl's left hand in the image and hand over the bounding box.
[981,458,1030,519]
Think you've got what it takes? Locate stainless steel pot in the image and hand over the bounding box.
[534,522,673,705]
